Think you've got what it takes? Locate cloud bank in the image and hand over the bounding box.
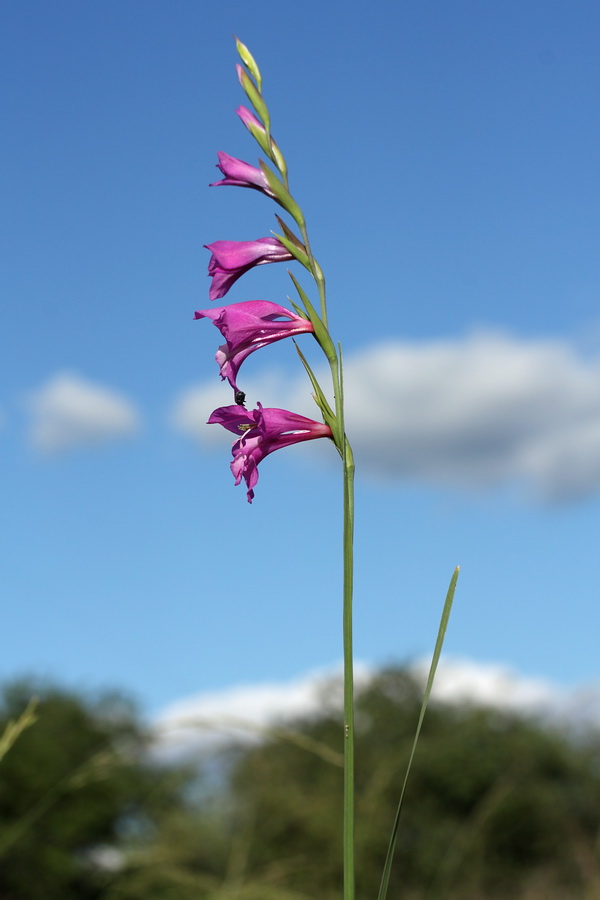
[28,372,139,453]
[153,658,600,760]
[343,333,600,502]
[20,330,600,502]
[173,331,600,502]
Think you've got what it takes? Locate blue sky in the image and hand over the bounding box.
[2,1,600,717]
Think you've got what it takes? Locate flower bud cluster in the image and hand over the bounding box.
[199,39,339,502]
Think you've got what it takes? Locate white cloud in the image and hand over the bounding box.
[414,658,565,715]
[343,332,600,502]
[27,372,139,453]
[153,663,371,760]
[169,382,227,446]
[172,331,600,502]
[152,658,600,761]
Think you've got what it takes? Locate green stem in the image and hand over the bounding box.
[300,217,353,900]
[343,440,356,900]
[298,216,328,328]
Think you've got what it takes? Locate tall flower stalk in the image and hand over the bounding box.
[200,37,357,899]
[199,38,459,900]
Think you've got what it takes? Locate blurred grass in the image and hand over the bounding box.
[3,673,600,900]
[0,697,38,763]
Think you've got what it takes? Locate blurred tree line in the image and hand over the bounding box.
[1,668,600,899]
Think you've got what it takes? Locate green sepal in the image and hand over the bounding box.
[289,298,309,319]
[242,119,270,158]
[275,215,304,252]
[272,231,311,272]
[235,37,262,92]
[260,162,303,226]
[288,271,337,364]
[312,257,325,284]
[270,138,288,181]
[332,342,347,455]
[238,66,270,132]
[293,341,337,431]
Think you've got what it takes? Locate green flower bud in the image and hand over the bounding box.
[235,37,262,91]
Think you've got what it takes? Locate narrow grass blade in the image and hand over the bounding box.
[377,566,460,900]
[0,697,38,763]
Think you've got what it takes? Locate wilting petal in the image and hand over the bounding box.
[205,238,293,301]
[208,403,332,502]
[195,300,314,392]
[210,152,275,198]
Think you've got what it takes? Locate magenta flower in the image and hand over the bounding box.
[208,403,332,502]
[195,300,314,392]
[210,151,275,198]
[205,238,293,301]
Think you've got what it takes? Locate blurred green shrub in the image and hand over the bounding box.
[0,680,192,900]
[2,669,600,900]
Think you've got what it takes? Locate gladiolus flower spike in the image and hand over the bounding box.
[208,403,332,503]
[205,238,293,301]
[195,301,314,393]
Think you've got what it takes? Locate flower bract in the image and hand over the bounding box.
[195,300,314,392]
[205,238,293,301]
[208,403,332,502]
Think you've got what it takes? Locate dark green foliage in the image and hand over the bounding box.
[0,679,191,900]
[225,669,600,899]
[2,669,600,899]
